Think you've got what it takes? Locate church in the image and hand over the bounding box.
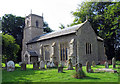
[21,14,107,66]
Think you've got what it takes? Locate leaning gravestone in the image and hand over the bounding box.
[7,61,15,72]
[33,62,39,70]
[74,63,86,79]
[112,57,116,68]
[75,63,82,72]
[50,61,55,68]
[86,61,93,73]
[58,62,64,73]
[20,62,26,71]
[40,61,45,69]
[58,67,63,73]
[104,61,109,68]
[47,61,51,68]
[92,61,95,67]
[67,59,73,70]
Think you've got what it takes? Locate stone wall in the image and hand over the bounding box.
[97,41,107,62]
[27,33,77,65]
[76,21,98,65]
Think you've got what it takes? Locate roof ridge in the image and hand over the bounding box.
[27,22,85,44]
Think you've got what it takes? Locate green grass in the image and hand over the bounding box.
[2,63,120,82]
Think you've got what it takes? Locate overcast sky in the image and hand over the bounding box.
[0,0,85,31]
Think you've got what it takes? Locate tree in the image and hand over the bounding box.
[70,2,120,60]
[2,14,25,62]
[2,33,20,65]
[43,21,53,33]
[99,2,120,60]
[2,14,25,45]
[59,24,65,29]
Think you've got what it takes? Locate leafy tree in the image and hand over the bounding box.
[59,24,65,29]
[43,21,53,33]
[70,2,120,60]
[2,33,20,65]
[2,14,25,45]
[2,14,25,62]
[99,2,120,60]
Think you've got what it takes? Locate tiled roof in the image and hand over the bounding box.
[27,23,84,44]
[27,21,104,44]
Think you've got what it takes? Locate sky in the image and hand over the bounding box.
[0,0,84,31]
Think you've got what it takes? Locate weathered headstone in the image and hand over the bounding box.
[112,57,116,68]
[33,62,39,70]
[20,62,26,71]
[58,67,63,73]
[40,61,45,69]
[95,68,117,73]
[74,63,86,79]
[104,61,109,68]
[67,59,73,70]
[86,61,93,73]
[50,61,55,68]
[75,63,82,72]
[7,61,15,72]
[47,61,51,68]
[58,62,64,73]
[54,61,58,67]
[92,61,95,67]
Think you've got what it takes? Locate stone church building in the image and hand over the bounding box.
[21,14,107,66]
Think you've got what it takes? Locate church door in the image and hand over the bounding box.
[25,55,28,63]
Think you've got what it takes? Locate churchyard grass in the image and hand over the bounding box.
[2,63,119,82]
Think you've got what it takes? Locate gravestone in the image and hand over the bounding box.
[58,67,63,73]
[7,61,15,72]
[74,63,86,79]
[75,63,82,72]
[92,61,95,67]
[104,61,109,68]
[86,61,93,73]
[40,61,45,69]
[33,61,39,70]
[47,61,51,68]
[19,62,22,66]
[112,57,116,68]
[20,62,26,71]
[60,61,64,67]
[54,61,58,67]
[95,68,117,73]
[50,61,55,68]
[67,59,73,70]
[58,62,64,73]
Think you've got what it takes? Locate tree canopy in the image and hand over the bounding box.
[59,24,65,29]
[70,2,120,60]
[2,14,53,62]
[2,33,20,63]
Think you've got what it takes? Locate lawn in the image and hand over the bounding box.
[2,63,120,83]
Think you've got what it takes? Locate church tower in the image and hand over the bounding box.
[21,14,44,62]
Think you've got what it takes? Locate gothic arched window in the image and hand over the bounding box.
[86,43,92,54]
[36,20,39,28]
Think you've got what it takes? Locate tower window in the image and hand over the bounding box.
[36,20,39,28]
